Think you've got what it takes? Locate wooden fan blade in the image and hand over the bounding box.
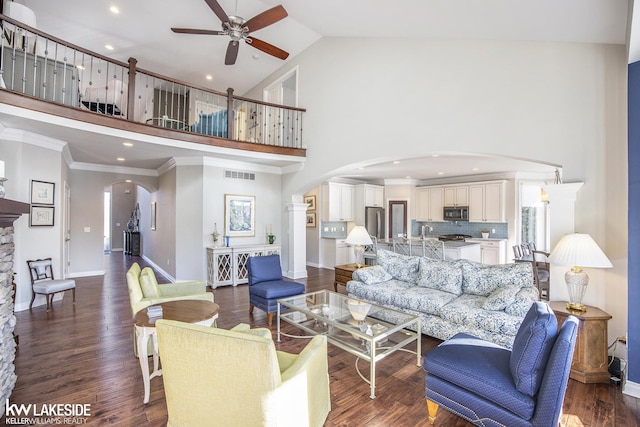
[205,0,229,23]
[246,37,289,60]
[244,5,287,33]
[171,28,226,35]
[225,40,240,65]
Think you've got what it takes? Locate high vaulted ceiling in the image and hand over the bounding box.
[24,0,629,95]
[4,0,631,181]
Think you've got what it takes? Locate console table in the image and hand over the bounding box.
[123,231,140,256]
[549,301,612,383]
[206,244,281,288]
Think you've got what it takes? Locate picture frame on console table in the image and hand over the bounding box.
[224,194,255,237]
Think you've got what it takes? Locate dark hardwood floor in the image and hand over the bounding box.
[9,254,640,426]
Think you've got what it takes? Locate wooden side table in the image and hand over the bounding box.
[334,263,369,292]
[549,301,612,383]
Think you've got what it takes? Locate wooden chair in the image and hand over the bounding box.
[512,245,523,260]
[422,238,445,260]
[27,258,76,311]
[363,235,378,265]
[531,250,550,300]
[392,236,412,255]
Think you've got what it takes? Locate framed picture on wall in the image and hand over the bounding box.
[305,195,316,211]
[30,205,54,226]
[30,180,55,205]
[306,212,316,228]
[224,194,255,237]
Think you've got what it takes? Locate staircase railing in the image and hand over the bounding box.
[0,13,305,149]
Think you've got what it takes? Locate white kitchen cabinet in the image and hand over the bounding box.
[443,185,469,207]
[335,239,356,266]
[443,243,481,262]
[364,185,384,207]
[324,182,354,221]
[468,181,506,222]
[416,186,444,221]
[467,239,507,264]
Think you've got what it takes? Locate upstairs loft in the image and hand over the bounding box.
[0,13,306,165]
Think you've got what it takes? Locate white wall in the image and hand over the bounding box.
[248,38,628,344]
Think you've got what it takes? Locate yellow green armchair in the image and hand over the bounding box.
[126,263,214,355]
[156,320,331,427]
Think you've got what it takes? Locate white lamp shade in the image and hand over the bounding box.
[4,2,37,31]
[344,226,373,246]
[547,233,612,268]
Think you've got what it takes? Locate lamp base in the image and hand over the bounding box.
[566,301,587,313]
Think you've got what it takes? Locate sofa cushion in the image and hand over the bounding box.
[417,257,463,295]
[352,265,392,285]
[510,302,558,397]
[347,279,415,307]
[505,286,540,317]
[461,261,533,297]
[389,286,458,316]
[438,294,525,337]
[483,283,523,311]
[140,267,160,298]
[377,249,420,283]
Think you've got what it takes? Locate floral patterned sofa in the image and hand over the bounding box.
[346,249,538,349]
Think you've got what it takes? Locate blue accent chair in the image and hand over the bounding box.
[423,302,578,426]
[248,255,306,326]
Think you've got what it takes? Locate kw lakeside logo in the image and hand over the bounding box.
[4,400,91,425]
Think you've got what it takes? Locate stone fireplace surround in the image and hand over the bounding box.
[0,198,29,417]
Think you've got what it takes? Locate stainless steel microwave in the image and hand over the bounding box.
[443,206,469,221]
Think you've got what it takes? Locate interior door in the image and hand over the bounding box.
[388,201,407,238]
[63,182,71,278]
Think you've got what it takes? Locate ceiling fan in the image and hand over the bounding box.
[171,0,289,65]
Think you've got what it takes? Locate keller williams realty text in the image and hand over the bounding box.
[5,400,91,424]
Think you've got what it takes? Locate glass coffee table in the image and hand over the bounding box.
[277,290,421,399]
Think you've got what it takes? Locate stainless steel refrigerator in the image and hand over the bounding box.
[365,207,385,240]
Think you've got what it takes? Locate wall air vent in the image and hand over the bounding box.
[224,170,255,181]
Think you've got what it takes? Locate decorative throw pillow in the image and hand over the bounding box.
[377,249,420,283]
[510,302,558,396]
[140,267,160,298]
[462,261,533,296]
[417,257,463,295]
[352,265,393,285]
[482,283,523,311]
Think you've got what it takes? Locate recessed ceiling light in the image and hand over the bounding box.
[125,179,132,183]
[405,176,411,179]
[393,161,400,164]
[432,154,440,158]
[117,157,125,162]
[472,168,479,171]
[123,142,133,147]
[110,6,120,14]
[105,44,114,51]
[252,54,260,60]
[206,75,213,80]
[438,172,444,175]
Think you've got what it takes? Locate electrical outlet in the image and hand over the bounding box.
[491,228,496,234]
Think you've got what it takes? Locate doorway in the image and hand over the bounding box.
[104,191,111,253]
[388,200,407,238]
[263,67,298,146]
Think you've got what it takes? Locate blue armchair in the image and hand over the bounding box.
[423,302,578,426]
[247,255,305,326]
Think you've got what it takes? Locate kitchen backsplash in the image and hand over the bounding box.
[412,220,508,240]
[320,221,349,238]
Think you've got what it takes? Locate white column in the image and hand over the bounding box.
[285,203,308,279]
[542,182,583,302]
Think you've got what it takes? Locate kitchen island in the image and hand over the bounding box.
[377,238,481,262]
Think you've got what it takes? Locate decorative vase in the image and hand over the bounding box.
[268,234,276,244]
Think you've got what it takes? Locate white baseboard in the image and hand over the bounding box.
[285,269,308,279]
[141,255,175,282]
[306,262,322,268]
[68,270,104,278]
[623,380,640,398]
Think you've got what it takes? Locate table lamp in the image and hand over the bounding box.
[547,233,612,313]
[345,226,373,268]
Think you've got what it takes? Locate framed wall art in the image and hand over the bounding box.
[30,180,55,205]
[305,195,316,211]
[224,194,255,237]
[306,212,316,228]
[30,205,54,226]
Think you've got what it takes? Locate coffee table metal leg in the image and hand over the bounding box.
[370,343,376,399]
[277,302,281,342]
[416,319,422,367]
